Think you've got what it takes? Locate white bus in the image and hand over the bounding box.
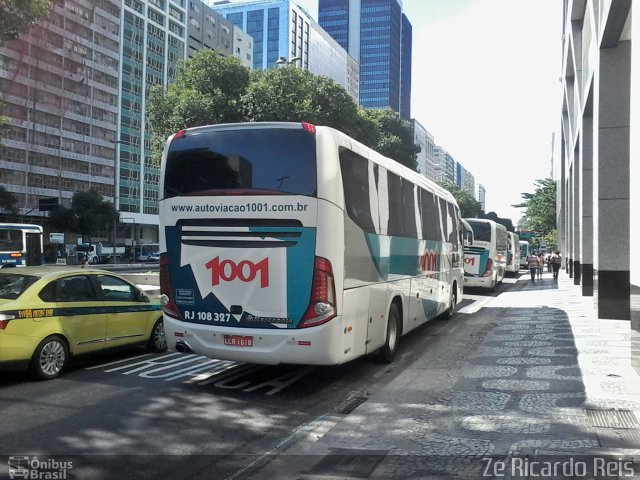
[0,223,44,267]
[159,122,464,365]
[506,231,521,274]
[519,240,530,269]
[462,218,508,289]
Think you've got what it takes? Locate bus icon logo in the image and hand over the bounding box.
[8,456,30,479]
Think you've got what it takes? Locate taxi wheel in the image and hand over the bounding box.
[31,335,69,380]
[379,303,400,364]
[148,318,167,352]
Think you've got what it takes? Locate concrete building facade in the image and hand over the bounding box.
[433,146,455,185]
[558,0,637,371]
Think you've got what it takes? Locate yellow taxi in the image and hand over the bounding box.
[0,267,165,379]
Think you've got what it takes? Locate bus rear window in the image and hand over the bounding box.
[468,221,491,242]
[164,128,317,198]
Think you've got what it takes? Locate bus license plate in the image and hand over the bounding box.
[223,335,254,347]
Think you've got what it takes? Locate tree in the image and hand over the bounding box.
[242,67,366,141]
[49,190,119,241]
[0,173,17,217]
[481,211,515,232]
[362,108,419,171]
[0,0,53,45]
[147,51,251,165]
[438,182,482,218]
[513,178,556,243]
[147,53,420,171]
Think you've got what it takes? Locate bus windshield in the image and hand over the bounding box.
[164,128,317,198]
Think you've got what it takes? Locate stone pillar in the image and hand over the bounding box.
[572,143,581,285]
[580,115,594,296]
[594,42,630,320]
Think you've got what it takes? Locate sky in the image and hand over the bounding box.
[265,0,564,224]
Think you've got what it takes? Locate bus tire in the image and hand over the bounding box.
[443,285,457,320]
[379,303,400,363]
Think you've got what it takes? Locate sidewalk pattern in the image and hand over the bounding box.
[275,272,640,479]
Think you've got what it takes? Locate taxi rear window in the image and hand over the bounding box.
[0,273,38,300]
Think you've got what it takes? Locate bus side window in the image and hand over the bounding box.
[339,150,375,234]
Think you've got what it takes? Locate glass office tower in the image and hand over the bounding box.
[319,0,412,119]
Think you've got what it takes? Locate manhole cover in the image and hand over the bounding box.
[586,409,640,429]
[304,448,387,478]
[594,428,640,449]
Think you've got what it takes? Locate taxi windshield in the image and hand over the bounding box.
[0,273,38,300]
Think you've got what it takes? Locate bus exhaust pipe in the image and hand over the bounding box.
[175,340,192,354]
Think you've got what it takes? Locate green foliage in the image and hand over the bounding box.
[481,211,515,232]
[49,190,118,240]
[0,172,17,215]
[361,109,419,171]
[0,0,53,45]
[513,178,556,237]
[147,51,420,170]
[148,51,250,165]
[437,182,482,218]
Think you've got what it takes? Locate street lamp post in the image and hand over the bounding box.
[112,139,124,264]
[275,56,302,67]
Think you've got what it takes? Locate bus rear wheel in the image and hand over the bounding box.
[379,303,400,363]
[443,286,457,320]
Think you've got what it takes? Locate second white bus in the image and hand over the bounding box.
[159,122,464,365]
[462,218,508,289]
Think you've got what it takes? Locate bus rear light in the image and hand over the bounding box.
[298,340,311,346]
[9,253,21,258]
[301,122,316,134]
[160,253,182,319]
[173,129,187,140]
[300,256,336,328]
[481,258,494,277]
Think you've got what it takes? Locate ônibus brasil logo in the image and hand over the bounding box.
[205,257,269,288]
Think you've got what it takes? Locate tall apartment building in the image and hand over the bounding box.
[557,0,637,364]
[0,0,122,218]
[455,162,475,197]
[318,0,412,119]
[0,0,251,243]
[209,0,359,101]
[433,146,455,185]
[411,119,436,181]
[477,184,486,213]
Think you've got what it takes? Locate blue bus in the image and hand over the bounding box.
[0,223,44,267]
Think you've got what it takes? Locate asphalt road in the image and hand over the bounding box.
[0,274,518,480]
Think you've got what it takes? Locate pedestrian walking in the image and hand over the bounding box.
[537,253,545,279]
[527,251,540,282]
[551,251,562,280]
[546,253,553,272]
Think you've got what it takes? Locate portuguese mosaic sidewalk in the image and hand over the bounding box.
[250,270,640,479]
